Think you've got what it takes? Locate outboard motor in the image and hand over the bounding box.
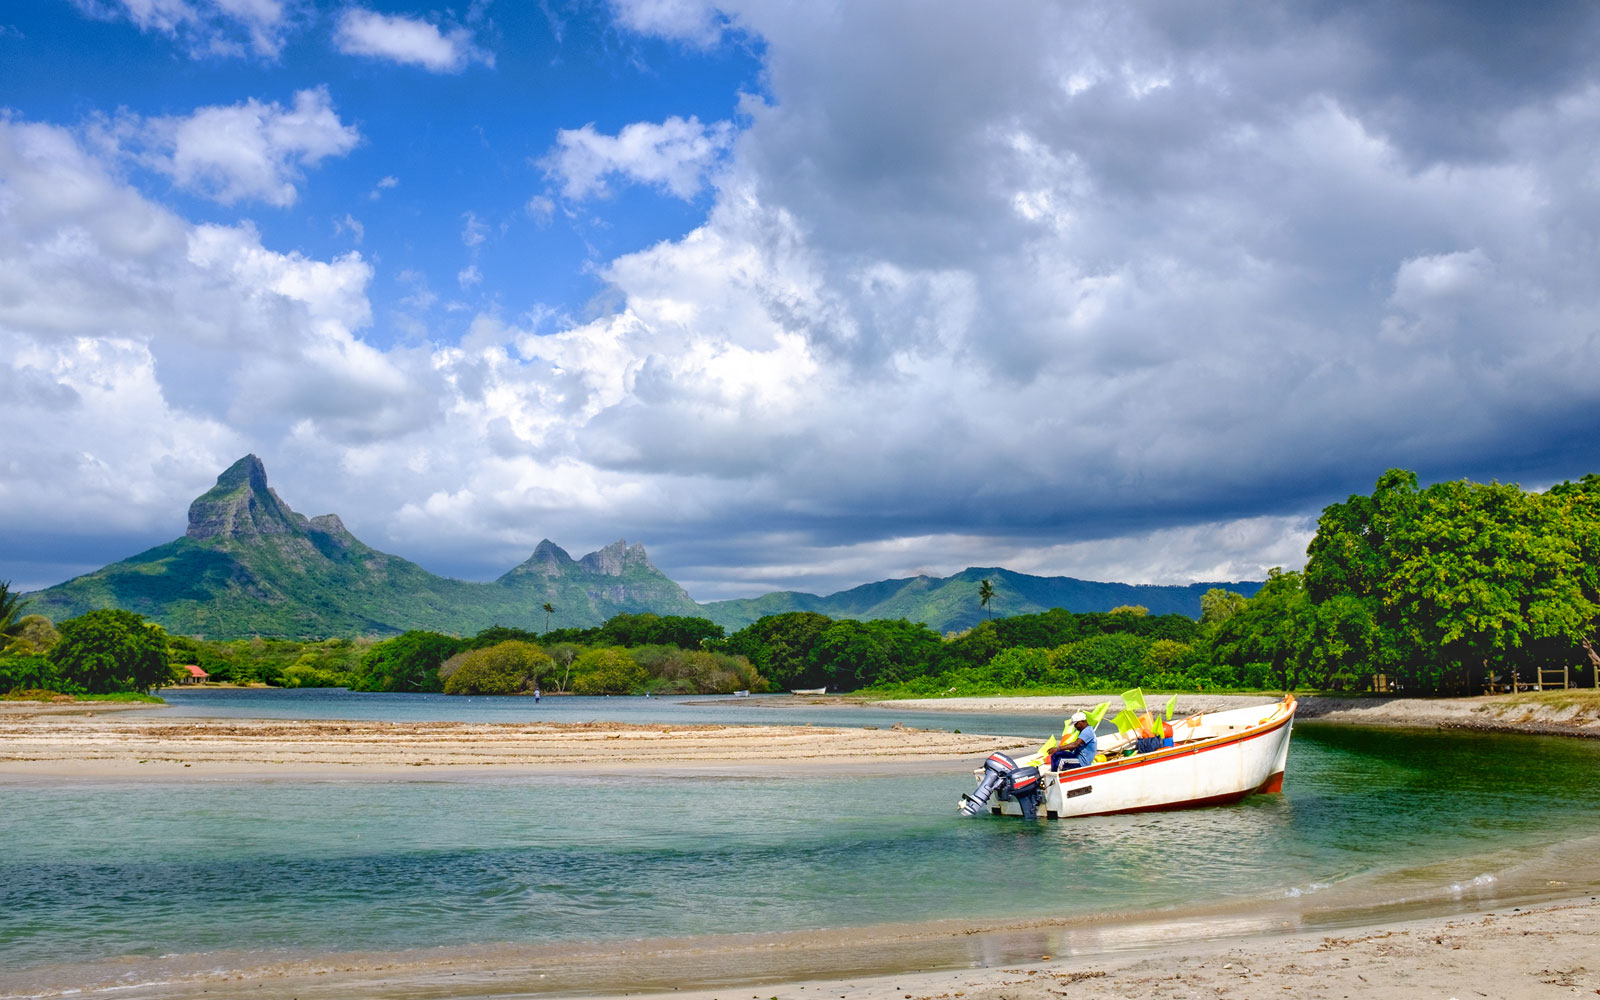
[959,752,1043,819]
[959,751,1017,816]
[1006,764,1043,820]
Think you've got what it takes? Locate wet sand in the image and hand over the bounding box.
[5,894,1594,1000]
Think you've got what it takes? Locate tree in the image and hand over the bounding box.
[50,609,171,693]
[352,631,466,692]
[1199,589,1248,628]
[542,603,555,632]
[442,641,553,695]
[1305,470,1599,691]
[570,647,647,694]
[1207,569,1310,691]
[978,579,995,619]
[723,612,835,689]
[0,581,30,641]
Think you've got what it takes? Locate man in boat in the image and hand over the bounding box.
[1048,711,1098,771]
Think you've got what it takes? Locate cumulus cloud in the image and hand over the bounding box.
[71,0,289,57]
[0,116,437,561]
[334,7,493,72]
[15,1,1600,602]
[544,115,734,201]
[101,87,360,206]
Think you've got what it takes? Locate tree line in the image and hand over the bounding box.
[4,469,1597,698]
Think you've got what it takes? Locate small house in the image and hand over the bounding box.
[179,664,209,685]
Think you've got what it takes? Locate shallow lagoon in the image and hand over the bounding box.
[3,693,1599,991]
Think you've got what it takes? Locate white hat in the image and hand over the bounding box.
[1070,711,1087,723]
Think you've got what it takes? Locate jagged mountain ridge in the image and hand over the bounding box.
[26,456,1264,638]
[27,456,702,638]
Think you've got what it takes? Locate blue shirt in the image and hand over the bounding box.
[1062,725,1097,768]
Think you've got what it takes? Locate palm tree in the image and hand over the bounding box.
[978,578,995,619]
[541,602,555,633]
[0,580,29,640]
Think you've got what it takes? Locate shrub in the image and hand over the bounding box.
[442,641,554,695]
[570,647,648,695]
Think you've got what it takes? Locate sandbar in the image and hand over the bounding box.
[0,712,1034,780]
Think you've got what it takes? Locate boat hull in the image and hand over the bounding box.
[991,697,1296,819]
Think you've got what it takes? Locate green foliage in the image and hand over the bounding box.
[442,641,554,695]
[1302,470,1600,691]
[352,631,466,692]
[723,612,836,689]
[0,580,30,640]
[2,615,60,656]
[629,645,766,694]
[1200,589,1248,627]
[569,647,648,695]
[0,654,81,694]
[49,609,171,693]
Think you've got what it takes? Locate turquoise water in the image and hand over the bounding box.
[3,718,1599,982]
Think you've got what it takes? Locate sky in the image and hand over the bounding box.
[4,1,1600,602]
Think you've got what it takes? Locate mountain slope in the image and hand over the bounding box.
[700,567,1263,632]
[28,456,702,638]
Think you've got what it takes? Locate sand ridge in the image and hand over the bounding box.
[0,713,1035,776]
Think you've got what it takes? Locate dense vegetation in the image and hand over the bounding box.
[5,469,1597,698]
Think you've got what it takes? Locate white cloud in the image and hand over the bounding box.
[544,115,733,201]
[369,174,399,199]
[103,87,360,207]
[334,7,493,73]
[608,0,730,48]
[458,265,482,289]
[0,116,434,560]
[461,211,488,248]
[71,0,288,57]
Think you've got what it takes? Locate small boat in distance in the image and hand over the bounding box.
[962,694,1297,820]
[790,687,827,695]
[733,689,750,697]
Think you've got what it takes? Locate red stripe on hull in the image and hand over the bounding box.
[1060,769,1287,819]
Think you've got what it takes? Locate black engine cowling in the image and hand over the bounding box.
[959,753,1043,819]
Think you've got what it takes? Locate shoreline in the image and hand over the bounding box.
[867,691,1600,738]
[5,892,1595,999]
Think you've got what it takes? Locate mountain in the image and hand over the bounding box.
[27,456,701,638]
[26,456,1263,638]
[699,567,1263,633]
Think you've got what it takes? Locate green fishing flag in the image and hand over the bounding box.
[1121,688,1147,713]
[1086,701,1111,727]
[1165,694,1178,721]
[1112,708,1141,736]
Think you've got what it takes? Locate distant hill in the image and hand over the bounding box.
[27,456,702,638]
[700,568,1262,633]
[26,455,1264,638]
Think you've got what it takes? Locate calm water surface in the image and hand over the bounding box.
[3,693,1599,980]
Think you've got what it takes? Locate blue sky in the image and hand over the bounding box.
[5,1,1600,604]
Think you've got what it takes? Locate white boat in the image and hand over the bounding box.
[790,687,827,695]
[971,694,1296,820]
[733,689,750,697]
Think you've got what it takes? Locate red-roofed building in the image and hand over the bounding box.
[179,664,209,684]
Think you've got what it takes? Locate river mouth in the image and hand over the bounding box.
[4,717,1598,999]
